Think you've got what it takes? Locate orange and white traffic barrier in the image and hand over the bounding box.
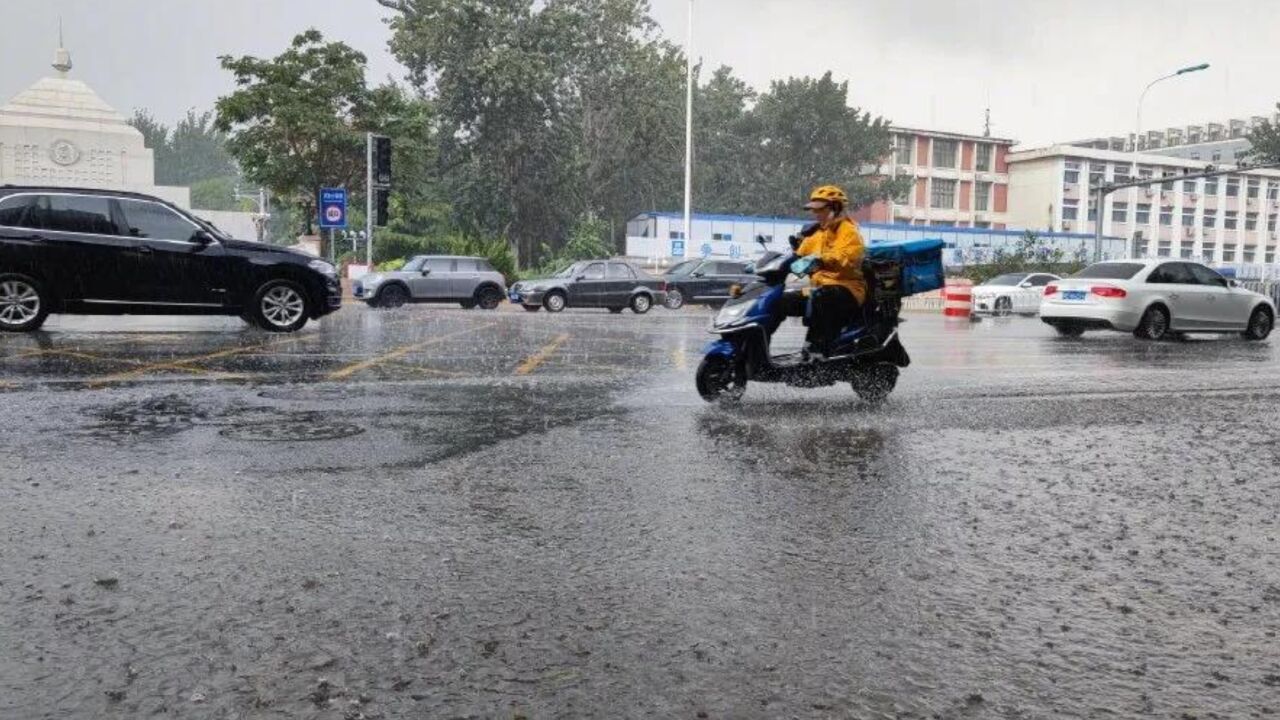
[942,278,973,319]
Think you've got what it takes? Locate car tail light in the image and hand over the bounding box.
[1044,284,1058,296]
[662,281,669,292]
[1091,286,1127,298]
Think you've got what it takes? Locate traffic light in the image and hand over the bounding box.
[374,136,392,186]
[375,188,389,227]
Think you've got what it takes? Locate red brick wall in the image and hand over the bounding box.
[915,178,927,207]
[961,142,974,171]
[994,222,1007,230]
[994,184,1009,213]
[917,136,931,166]
[995,145,1010,173]
[854,200,892,223]
[959,181,973,211]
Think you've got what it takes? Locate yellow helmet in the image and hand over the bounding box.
[805,184,848,208]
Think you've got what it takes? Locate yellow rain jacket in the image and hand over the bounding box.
[796,216,867,304]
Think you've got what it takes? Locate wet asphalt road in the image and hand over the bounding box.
[2,304,1279,719]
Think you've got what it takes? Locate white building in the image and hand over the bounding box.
[1007,145,1280,266]
[0,41,262,239]
[624,211,1125,269]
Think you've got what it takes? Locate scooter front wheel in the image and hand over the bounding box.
[696,355,746,403]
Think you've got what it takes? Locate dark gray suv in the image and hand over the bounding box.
[356,255,507,310]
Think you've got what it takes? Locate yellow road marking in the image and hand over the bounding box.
[514,333,570,376]
[87,336,306,388]
[327,324,496,380]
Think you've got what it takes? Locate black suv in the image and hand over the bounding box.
[661,258,755,309]
[0,187,341,332]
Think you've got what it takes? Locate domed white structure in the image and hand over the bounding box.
[0,41,191,207]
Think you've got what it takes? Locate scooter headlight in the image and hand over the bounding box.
[715,302,750,327]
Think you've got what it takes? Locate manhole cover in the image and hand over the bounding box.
[219,422,366,442]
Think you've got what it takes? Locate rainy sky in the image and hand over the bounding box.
[5,0,1279,148]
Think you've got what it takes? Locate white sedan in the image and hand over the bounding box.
[972,272,1059,316]
[1040,260,1275,340]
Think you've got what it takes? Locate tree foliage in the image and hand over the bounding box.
[214,30,413,234]
[1246,103,1280,164]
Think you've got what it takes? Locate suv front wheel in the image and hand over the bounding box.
[251,279,310,333]
[0,274,50,332]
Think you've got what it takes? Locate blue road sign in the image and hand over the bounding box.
[700,243,713,258]
[671,239,685,257]
[319,188,347,229]
[729,244,741,259]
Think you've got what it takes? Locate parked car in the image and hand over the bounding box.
[355,255,506,310]
[972,272,1059,316]
[661,258,756,309]
[509,259,666,313]
[1040,260,1274,340]
[0,186,340,333]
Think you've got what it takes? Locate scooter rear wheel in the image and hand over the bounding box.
[850,362,898,404]
[696,355,746,403]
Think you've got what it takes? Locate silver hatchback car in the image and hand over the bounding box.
[356,255,507,310]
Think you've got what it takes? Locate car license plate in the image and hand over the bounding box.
[508,292,521,302]
[1062,290,1087,301]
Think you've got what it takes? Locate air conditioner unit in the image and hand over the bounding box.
[1063,221,1073,232]
[1144,188,1154,198]
[1185,228,1195,239]
[1190,193,1199,202]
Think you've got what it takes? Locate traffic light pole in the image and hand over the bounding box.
[365,132,374,267]
[1092,161,1280,262]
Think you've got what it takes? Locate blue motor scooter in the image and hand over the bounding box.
[696,230,937,404]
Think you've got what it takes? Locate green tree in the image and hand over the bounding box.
[167,110,238,185]
[1246,103,1280,163]
[693,66,758,215]
[746,72,907,216]
[127,109,174,179]
[214,29,408,234]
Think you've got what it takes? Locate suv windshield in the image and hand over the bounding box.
[665,259,700,276]
[983,273,1029,286]
[554,263,583,278]
[1072,263,1145,280]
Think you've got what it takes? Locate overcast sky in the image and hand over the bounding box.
[5,0,1279,148]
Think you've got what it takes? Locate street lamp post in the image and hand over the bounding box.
[1133,63,1210,152]
[680,0,694,263]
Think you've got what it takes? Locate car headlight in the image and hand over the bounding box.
[309,259,337,277]
[363,273,384,286]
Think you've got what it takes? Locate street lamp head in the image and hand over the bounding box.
[1176,63,1210,75]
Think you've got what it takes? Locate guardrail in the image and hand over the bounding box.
[1240,280,1279,306]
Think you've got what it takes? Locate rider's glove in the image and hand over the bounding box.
[790,254,821,276]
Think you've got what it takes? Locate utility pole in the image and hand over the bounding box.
[365,132,374,267]
[680,0,694,261]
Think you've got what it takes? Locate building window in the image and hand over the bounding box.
[893,135,913,165]
[1062,199,1079,221]
[711,232,733,241]
[1243,249,1256,263]
[1267,249,1276,263]
[1182,208,1196,227]
[975,144,992,172]
[668,231,685,240]
[1090,165,1106,187]
[1224,210,1238,230]
[1088,199,1098,222]
[1270,214,1278,232]
[1180,242,1195,259]
[1135,203,1152,224]
[1113,164,1131,182]
[930,178,956,208]
[975,182,992,211]
[1112,202,1128,223]
[1203,209,1217,228]
[1246,212,1259,231]
[1138,166,1154,180]
[1160,173,1175,191]
[932,139,958,168]
[1247,179,1261,199]
[931,220,955,227]
[1190,151,1201,161]
[1223,247,1236,262]
[1268,185,1279,201]
[974,221,991,229]
[1205,178,1219,195]
[1212,150,1222,162]
[1064,160,1080,185]
[1159,208,1173,226]
[1226,178,1240,197]
[1183,180,1197,193]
